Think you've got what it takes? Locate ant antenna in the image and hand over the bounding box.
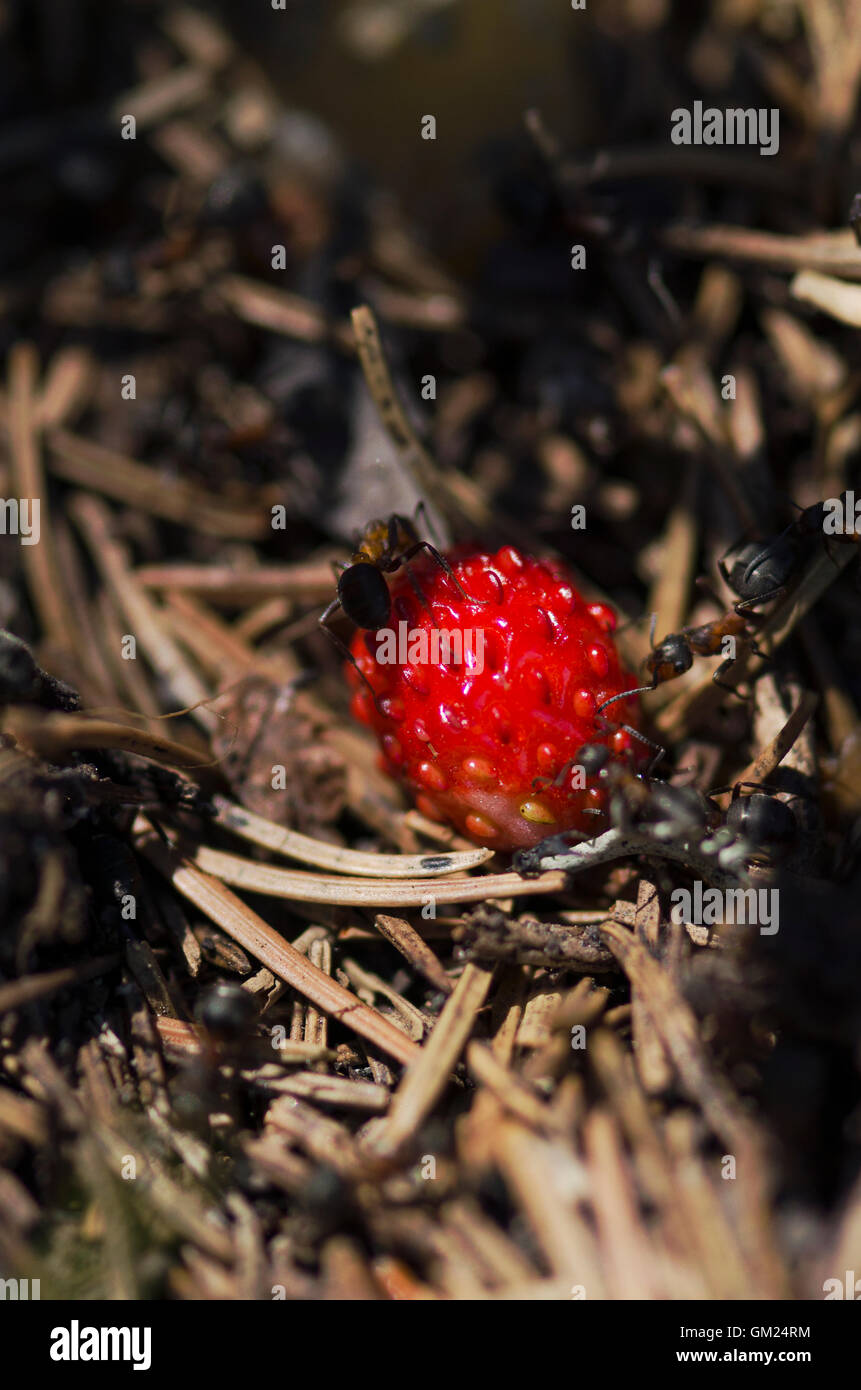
[595,614,662,718]
[413,498,445,551]
[596,684,655,716]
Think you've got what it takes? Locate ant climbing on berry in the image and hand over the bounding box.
[318,506,476,701]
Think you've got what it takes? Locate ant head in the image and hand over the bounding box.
[648,634,693,680]
[725,791,796,856]
[337,561,392,630]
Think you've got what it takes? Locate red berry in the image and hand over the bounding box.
[346,544,646,850]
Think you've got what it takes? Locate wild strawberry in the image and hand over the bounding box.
[347,544,646,850]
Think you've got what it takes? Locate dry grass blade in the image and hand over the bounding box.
[134,817,420,1066]
[466,1040,565,1134]
[790,269,861,326]
[217,273,354,350]
[135,561,334,603]
[663,223,861,279]
[369,963,494,1156]
[7,344,76,647]
[800,0,861,133]
[70,492,216,728]
[0,955,119,1015]
[599,922,768,1167]
[211,795,494,878]
[35,347,94,428]
[262,1073,390,1112]
[189,840,566,907]
[493,1121,602,1289]
[50,429,270,539]
[154,1016,333,1063]
[735,690,819,786]
[351,303,453,542]
[372,914,453,995]
[7,709,211,770]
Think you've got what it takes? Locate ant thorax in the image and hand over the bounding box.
[354,515,418,568]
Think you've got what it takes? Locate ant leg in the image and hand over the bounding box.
[734,585,785,615]
[714,628,773,695]
[318,601,387,715]
[532,758,578,791]
[401,541,488,605]
[707,780,769,801]
[594,709,665,776]
[712,655,749,697]
[401,559,440,627]
[385,512,416,554]
[732,780,773,798]
[822,534,849,567]
[694,575,737,615]
[330,559,348,581]
[748,637,772,664]
[621,723,665,775]
[717,557,732,589]
[319,595,341,628]
[413,499,445,551]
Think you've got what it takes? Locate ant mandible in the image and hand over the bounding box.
[318,506,475,701]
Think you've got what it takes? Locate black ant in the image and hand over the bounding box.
[720,489,860,613]
[710,781,798,863]
[530,749,797,866]
[318,508,475,702]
